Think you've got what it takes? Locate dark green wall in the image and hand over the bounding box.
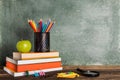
[0,0,120,65]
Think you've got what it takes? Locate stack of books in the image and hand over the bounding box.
[4,51,62,77]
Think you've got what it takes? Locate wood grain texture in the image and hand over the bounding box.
[0,66,120,80]
[63,65,120,70]
[1,0,120,66]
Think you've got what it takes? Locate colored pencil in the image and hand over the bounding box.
[45,21,54,32]
[42,23,47,32]
[28,19,55,32]
[46,19,51,27]
[38,19,42,32]
[28,20,37,32]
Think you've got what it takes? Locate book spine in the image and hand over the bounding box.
[21,56,59,60]
[6,57,17,64]
[6,57,61,65]
[6,61,62,72]
[4,67,63,77]
[21,52,59,60]
[13,51,59,60]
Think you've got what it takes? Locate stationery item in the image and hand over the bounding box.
[46,19,51,27]
[76,68,100,77]
[46,21,54,32]
[36,23,39,29]
[42,23,47,32]
[33,72,39,77]
[6,57,62,72]
[25,71,29,76]
[28,19,54,32]
[34,32,50,52]
[4,67,62,77]
[57,72,80,78]
[13,51,59,60]
[6,57,61,65]
[6,61,62,72]
[39,71,45,76]
[38,19,42,32]
[28,20,37,32]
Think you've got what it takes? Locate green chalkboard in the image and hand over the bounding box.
[0,0,120,65]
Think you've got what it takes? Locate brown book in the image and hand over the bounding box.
[13,51,59,60]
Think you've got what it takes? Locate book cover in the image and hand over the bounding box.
[6,61,62,72]
[13,51,59,60]
[4,67,63,77]
[6,57,61,65]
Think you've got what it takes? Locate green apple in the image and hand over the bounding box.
[16,40,32,53]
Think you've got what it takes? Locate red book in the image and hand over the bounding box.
[6,57,62,72]
[6,61,62,72]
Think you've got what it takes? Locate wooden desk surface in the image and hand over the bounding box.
[0,66,120,80]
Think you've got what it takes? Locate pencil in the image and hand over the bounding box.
[46,19,51,27]
[45,21,54,32]
[42,23,47,32]
[28,20,37,32]
[38,19,42,32]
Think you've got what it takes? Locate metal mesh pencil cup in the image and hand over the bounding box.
[34,32,50,52]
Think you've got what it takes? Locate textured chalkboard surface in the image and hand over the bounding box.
[0,0,120,65]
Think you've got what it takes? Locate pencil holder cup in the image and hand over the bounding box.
[34,32,50,52]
